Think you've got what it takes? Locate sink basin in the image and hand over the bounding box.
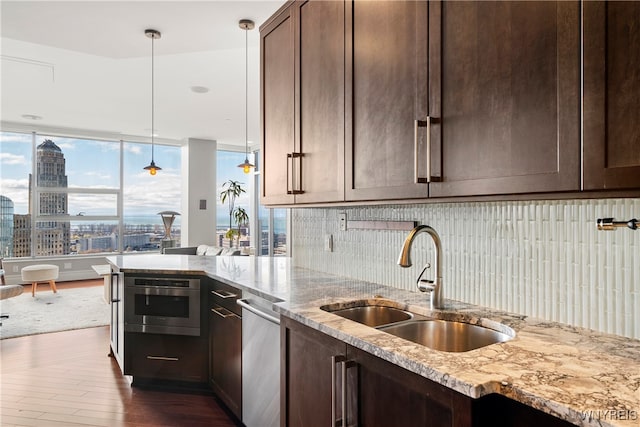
[379,319,512,352]
[322,305,413,327]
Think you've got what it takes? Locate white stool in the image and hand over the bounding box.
[21,264,59,297]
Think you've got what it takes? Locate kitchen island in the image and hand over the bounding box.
[108,254,640,427]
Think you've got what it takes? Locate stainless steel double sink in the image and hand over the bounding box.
[320,301,514,353]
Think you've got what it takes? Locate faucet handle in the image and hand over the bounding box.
[418,279,436,293]
[416,263,434,292]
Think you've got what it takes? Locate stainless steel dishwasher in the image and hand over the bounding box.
[237,294,280,427]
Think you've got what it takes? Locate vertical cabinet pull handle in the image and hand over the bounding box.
[414,118,430,184]
[331,355,345,427]
[331,356,355,427]
[286,153,292,194]
[287,152,305,195]
[340,360,347,427]
[414,117,441,184]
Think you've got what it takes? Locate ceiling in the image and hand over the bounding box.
[0,1,285,147]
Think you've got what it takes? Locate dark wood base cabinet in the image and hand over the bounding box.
[124,332,208,384]
[281,317,572,427]
[208,280,242,420]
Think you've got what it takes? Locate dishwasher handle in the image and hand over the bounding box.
[237,298,280,325]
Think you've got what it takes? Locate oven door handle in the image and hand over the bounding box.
[237,299,280,325]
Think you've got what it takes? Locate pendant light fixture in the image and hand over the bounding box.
[237,19,255,174]
[143,28,162,176]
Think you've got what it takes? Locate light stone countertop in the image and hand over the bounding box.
[107,254,640,427]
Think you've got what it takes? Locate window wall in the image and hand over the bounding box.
[0,130,181,258]
[217,149,288,256]
[0,132,30,257]
[123,142,182,251]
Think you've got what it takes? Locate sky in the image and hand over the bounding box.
[0,131,252,226]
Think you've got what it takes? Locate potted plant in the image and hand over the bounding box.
[233,207,249,249]
[220,180,246,247]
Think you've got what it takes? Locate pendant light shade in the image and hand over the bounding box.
[237,19,255,174]
[144,28,162,175]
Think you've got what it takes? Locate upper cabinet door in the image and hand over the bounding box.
[295,0,345,203]
[583,1,640,190]
[261,6,295,205]
[261,1,345,205]
[429,1,581,197]
[345,0,430,201]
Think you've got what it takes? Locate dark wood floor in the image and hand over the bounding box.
[0,326,239,427]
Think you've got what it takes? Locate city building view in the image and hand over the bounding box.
[1,132,287,259]
[0,132,183,258]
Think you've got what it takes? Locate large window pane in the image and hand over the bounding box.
[31,136,121,256]
[258,202,270,256]
[1,131,182,258]
[71,220,119,254]
[123,142,182,250]
[67,193,117,217]
[0,131,32,256]
[252,151,288,256]
[273,209,287,255]
[36,135,119,189]
[217,151,251,249]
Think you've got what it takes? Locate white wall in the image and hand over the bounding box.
[3,256,110,284]
[181,138,217,246]
[292,198,640,339]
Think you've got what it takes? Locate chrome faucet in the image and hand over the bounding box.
[397,225,443,310]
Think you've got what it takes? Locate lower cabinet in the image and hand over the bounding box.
[348,345,472,426]
[124,332,208,383]
[282,316,346,426]
[208,280,242,420]
[281,316,470,427]
[109,268,124,370]
[282,317,573,427]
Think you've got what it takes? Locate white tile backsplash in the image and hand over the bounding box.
[292,198,640,339]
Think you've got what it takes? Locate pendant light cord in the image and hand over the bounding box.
[151,33,155,162]
[244,26,249,160]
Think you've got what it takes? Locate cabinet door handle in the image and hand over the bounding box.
[211,306,238,318]
[287,152,305,195]
[340,359,347,427]
[414,117,441,184]
[210,289,237,299]
[340,359,357,427]
[146,355,179,361]
[331,355,346,427]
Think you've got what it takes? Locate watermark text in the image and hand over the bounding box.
[581,410,638,421]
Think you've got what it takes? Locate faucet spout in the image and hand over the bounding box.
[397,225,443,310]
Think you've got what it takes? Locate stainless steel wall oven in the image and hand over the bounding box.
[124,276,201,336]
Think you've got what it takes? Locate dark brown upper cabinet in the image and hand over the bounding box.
[260,1,345,205]
[428,1,581,197]
[261,5,295,205]
[345,0,430,201]
[583,1,640,190]
[260,1,636,207]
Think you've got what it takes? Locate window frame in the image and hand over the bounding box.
[1,126,182,259]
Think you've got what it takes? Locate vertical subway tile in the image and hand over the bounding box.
[291,198,640,339]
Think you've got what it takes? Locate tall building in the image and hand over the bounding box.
[29,139,70,256]
[13,214,31,257]
[0,195,14,257]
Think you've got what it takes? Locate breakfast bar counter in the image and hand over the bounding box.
[107,254,640,427]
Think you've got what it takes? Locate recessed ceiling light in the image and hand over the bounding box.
[190,86,209,94]
[22,114,42,120]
